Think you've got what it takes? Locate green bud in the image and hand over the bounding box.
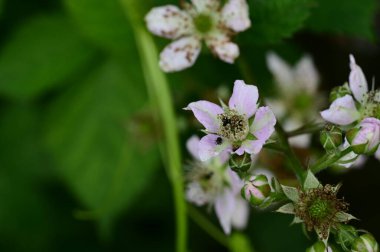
[306,241,326,252]
[241,174,271,206]
[229,153,252,173]
[329,83,351,102]
[351,233,379,252]
[335,224,358,251]
[320,125,343,150]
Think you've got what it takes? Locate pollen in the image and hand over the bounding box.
[217,109,249,142]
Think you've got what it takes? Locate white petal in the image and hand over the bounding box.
[250,106,276,141]
[349,54,368,103]
[237,139,265,155]
[294,55,319,94]
[145,5,193,39]
[199,134,232,161]
[228,80,258,117]
[206,33,240,64]
[320,95,360,125]
[186,135,200,160]
[283,118,312,148]
[186,182,209,206]
[231,198,249,230]
[191,0,219,12]
[184,100,223,133]
[215,190,235,234]
[221,0,251,32]
[266,52,294,93]
[159,36,201,72]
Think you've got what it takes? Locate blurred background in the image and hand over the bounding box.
[0,0,379,251]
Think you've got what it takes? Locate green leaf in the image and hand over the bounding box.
[276,203,295,214]
[63,0,134,53]
[229,233,254,252]
[303,170,321,189]
[0,14,96,100]
[44,58,158,231]
[306,0,377,40]
[240,0,313,44]
[281,185,300,202]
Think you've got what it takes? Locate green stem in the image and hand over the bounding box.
[122,2,187,251]
[187,205,230,248]
[275,122,306,183]
[286,123,325,137]
[310,147,353,174]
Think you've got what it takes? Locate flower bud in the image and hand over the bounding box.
[346,118,380,155]
[229,153,252,173]
[320,125,343,150]
[241,175,271,206]
[306,241,327,252]
[351,233,379,252]
[329,83,351,102]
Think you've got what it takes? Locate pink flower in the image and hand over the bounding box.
[185,80,276,161]
[347,117,380,154]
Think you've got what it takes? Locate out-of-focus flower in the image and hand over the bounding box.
[185,135,249,234]
[266,52,323,148]
[145,0,251,72]
[185,80,276,161]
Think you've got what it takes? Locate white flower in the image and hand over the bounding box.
[185,135,249,234]
[266,52,322,148]
[145,0,251,72]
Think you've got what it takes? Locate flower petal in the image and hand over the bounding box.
[221,0,251,32]
[145,5,193,39]
[206,33,240,64]
[375,146,380,161]
[231,198,249,230]
[228,80,258,117]
[236,139,265,155]
[186,182,209,206]
[283,118,312,148]
[250,106,276,141]
[294,55,319,94]
[186,135,200,160]
[199,134,232,161]
[191,0,220,12]
[349,54,368,103]
[215,190,235,234]
[185,100,223,132]
[266,52,294,93]
[320,95,360,125]
[159,36,201,72]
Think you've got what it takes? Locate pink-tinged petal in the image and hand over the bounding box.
[185,100,223,132]
[227,169,244,193]
[349,54,368,103]
[221,0,251,32]
[199,134,232,161]
[250,106,276,141]
[236,139,265,155]
[186,135,200,160]
[320,95,360,125]
[215,190,235,234]
[337,139,361,168]
[375,146,380,161]
[191,0,219,12]
[266,52,294,92]
[159,36,201,72]
[231,197,249,230]
[228,80,258,117]
[205,33,239,64]
[294,55,319,94]
[145,5,193,39]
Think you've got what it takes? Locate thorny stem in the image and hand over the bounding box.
[122,2,187,252]
[310,147,353,174]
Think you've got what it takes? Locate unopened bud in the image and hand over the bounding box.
[306,241,327,252]
[329,83,351,102]
[351,233,379,252]
[346,118,380,155]
[241,175,271,206]
[229,153,252,173]
[320,125,343,150]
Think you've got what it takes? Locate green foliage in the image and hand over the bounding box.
[240,0,314,44]
[44,58,158,232]
[63,0,134,53]
[306,0,377,40]
[0,14,96,100]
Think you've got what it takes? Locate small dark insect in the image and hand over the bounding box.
[203,172,214,180]
[216,137,223,145]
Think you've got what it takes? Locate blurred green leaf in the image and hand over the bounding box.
[63,0,134,53]
[306,0,377,40]
[229,233,254,252]
[44,58,158,232]
[0,14,96,100]
[240,0,313,44]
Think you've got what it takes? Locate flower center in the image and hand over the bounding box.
[294,93,313,111]
[193,13,213,34]
[217,110,249,142]
[308,198,330,220]
[362,91,380,119]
